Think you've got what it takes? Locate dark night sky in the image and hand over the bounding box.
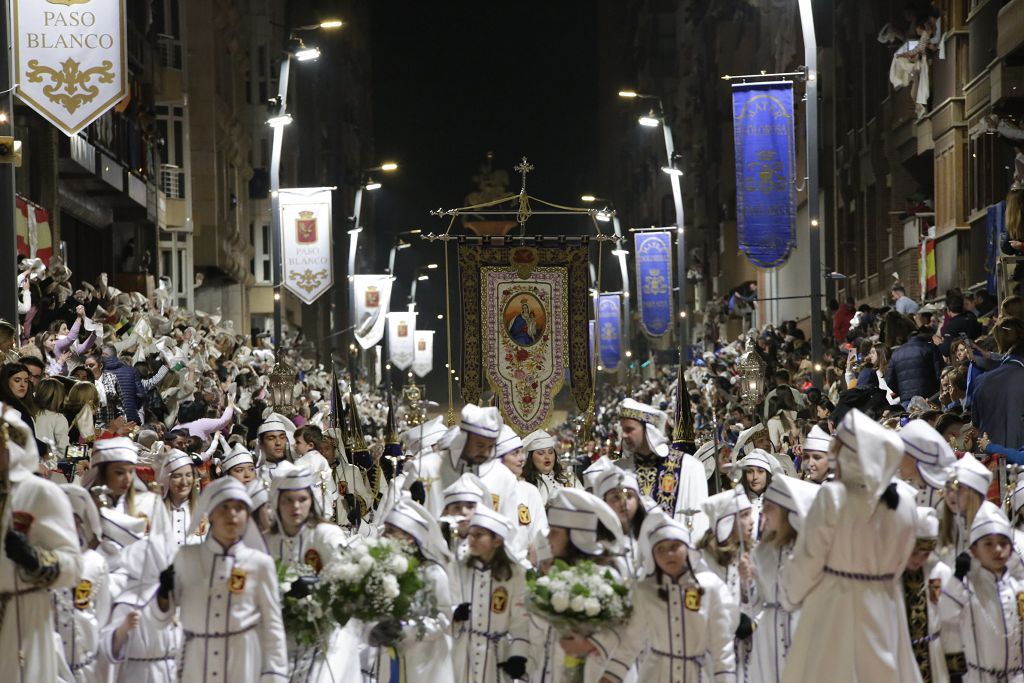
[367,2,603,396]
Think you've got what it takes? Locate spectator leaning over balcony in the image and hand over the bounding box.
[891,284,920,315]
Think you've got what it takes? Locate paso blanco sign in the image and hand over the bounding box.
[279,187,334,305]
[13,0,127,136]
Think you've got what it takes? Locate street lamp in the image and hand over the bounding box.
[388,229,421,274]
[581,194,633,364]
[409,264,438,311]
[269,19,342,349]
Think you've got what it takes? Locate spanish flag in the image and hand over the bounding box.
[919,238,936,298]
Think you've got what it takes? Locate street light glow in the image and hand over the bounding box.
[611,249,629,256]
[580,194,597,202]
[266,114,293,127]
[618,90,638,98]
[364,180,382,191]
[595,211,611,223]
[295,46,321,61]
[417,274,429,281]
[638,113,660,127]
[319,19,344,29]
[380,162,399,172]
[425,263,439,269]
[661,166,683,177]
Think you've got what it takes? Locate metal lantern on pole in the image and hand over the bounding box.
[268,359,297,412]
[736,337,766,412]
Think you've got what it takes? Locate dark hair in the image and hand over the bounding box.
[294,425,324,451]
[523,448,570,487]
[464,529,516,581]
[0,363,37,415]
[946,290,965,314]
[20,356,44,372]
[891,284,906,294]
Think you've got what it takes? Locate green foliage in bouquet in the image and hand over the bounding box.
[321,536,427,627]
[276,561,332,649]
[526,559,632,632]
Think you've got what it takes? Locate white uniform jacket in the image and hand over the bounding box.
[165,535,289,682]
[450,559,529,683]
[166,500,204,547]
[53,548,110,683]
[750,541,798,683]
[101,595,181,682]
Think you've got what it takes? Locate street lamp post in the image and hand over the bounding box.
[269,19,343,348]
[408,264,438,311]
[582,195,632,365]
[345,164,399,341]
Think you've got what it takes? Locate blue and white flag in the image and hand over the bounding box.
[732,82,797,268]
[634,231,673,337]
[597,293,621,372]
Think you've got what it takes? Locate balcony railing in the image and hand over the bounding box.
[160,164,184,199]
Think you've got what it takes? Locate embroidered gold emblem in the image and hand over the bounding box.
[491,493,500,511]
[229,567,247,594]
[492,586,509,613]
[304,548,323,573]
[74,580,92,610]
[684,587,702,611]
[518,503,531,525]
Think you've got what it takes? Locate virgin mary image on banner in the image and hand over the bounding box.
[505,293,546,346]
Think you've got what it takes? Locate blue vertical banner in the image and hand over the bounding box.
[732,82,797,268]
[634,231,673,337]
[598,293,621,372]
[588,320,595,370]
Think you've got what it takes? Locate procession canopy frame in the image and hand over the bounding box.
[423,157,620,425]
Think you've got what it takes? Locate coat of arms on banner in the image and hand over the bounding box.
[365,286,380,308]
[296,211,317,244]
[459,243,592,435]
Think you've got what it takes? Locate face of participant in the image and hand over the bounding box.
[531,447,557,474]
[502,448,526,477]
[547,526,571,560]
[736,508,754,544]
[278,489,313,535]
[744,468,768,495]
[7,371,29,399]
[604,488,639,530]
[227,462,256,485]
[619,419,645,452]
[383,524,418,547]
[261,432,288,462]
[210,500,249,545]
[442,501,476,537]
[294,436,313,456]
[104,462,135,496]
[972,533,1012,574]
[653,539,689,579]
[905,548,932,572]
[805,450,829,482]
[462,433,496,465]
[168,466,194,504]
[761,500,784,534]
[467,526,502,562]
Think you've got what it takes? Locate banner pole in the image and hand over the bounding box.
[799,0,823,385]
[0,0,17,324]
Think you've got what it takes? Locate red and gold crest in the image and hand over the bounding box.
[518,503,531,526]
[491,493,500,512]
[1018,592,1024,619]
[229,567,247,594]
[684,587,702,611]
[397,320,409,337]
[195,517,209,537]
[11,511,33,533]
[74,580,92,610]
[365,286,380,308]
[491,586,509,614]
[417,338,427,351]
[296,210,317,244]
[304,548,323,574]
[659,472,677,495]
[928,578,942,604]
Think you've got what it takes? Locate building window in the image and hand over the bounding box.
[250,221,271,284]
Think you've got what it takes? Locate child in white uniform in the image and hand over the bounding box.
[902,506,953,683]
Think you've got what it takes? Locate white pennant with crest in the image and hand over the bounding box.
[388,311,417,370]
[352,274,392,349]
[412,330,434,378]
[279,187,334,304]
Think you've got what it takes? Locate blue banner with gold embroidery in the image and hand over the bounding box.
[598,293,621,372]
[634,231,673,337]
[732,82,797,268]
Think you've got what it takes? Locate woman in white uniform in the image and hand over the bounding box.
[593,468,647,580]
[450,506,529,683]
[496,425,549,562]
[155,477,289,682]
[263,462,358,683]
[735,449,774,539]
[937,453,991,568]
[160,448,204,547]
[522,430,581,506]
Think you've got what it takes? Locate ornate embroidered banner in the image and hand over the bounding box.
[279,187,334,304]
[352,274,392,349]
[387,311,416,370]
[412,330,434,378]
[13,0,128,136]
[732,82,797,268]
[634,231,673,337]
[598,293,622,371]
[459,243,591,434]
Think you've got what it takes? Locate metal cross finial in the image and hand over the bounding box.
[514,157,534,195]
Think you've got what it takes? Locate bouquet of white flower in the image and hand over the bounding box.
[320,536,427,628]
[276,561,332,650]
[526,560,632,683]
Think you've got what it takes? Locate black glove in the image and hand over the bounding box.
[498,656,528,679]
[367,619,404,647]
[735,613,754,640]
[954,552,972,580]
[286,575,319,599]
[4,529,40,573]
[158,566,176,600]
[346,494,361,529]
[879,482,900,510]
[453,602,471,622]
[409,480,426,505]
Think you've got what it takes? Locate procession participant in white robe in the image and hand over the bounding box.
[55,483,112,683]
[582,455,615,492]
[801,425,833,484]
[439,473,489,566]
[530,488,626,683]
[1009,479,1024,579]
[898,420,957,509]
[523,429,581,505]
[160,448,204,547]
[940,502,1024,683]
[263,461,358,683]
[376,416,449,521]
[85,437,171,549]
[155,477,288,682]
[100,537,180,683]
[371,498,454,683]
[938,453,992,568]
[495,425,549,562]
[594,468,647,580]
[734,448,776,539]
[246,479,273,535]
[0,405,83,683]
[597,509,738,683]
[255,414,295,483]
[220,442,258,485]
[292,425,337,522]
[749,474,817,683]
[901,506,953,683]
[616,399,708,531]
[450,506,530,683]
[699,488,755,682]
[436,404,520,525]
[780,409,922,683]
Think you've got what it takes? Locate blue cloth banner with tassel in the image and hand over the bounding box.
[598,293,621,371]
[731,81,797,268]
[634,231,673,337]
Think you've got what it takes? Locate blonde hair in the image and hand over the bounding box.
[762,511,798,549]
[66,381,100,411]
[1007,190,1023,242]
[939,487,983,548]
[698,527,741,567]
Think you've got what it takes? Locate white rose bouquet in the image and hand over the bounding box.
[276,561,332,649]
[526,560,632,683]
